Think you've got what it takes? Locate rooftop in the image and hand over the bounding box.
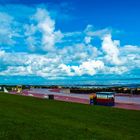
[96,92,115,95]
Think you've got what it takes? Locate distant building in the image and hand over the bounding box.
[60,89,70,94]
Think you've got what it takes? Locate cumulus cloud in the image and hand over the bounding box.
[0,12,17,46]
[73,60,104,76]
[0,52,61,76]
[0,50,126,77]
[0,5,139,79]
[104,66,128,75]
[84,36,91,44]
[57,60,104,76]
[0,49,5,57]
[25,8,63,51]
[120,45,140,55]
[85,25,111,38]
[102,34,122,65]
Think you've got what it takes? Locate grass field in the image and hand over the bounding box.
[0,92,140,140]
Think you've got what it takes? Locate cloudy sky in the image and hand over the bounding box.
[0,0,140,85]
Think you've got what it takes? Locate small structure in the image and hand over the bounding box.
[3,87,8,93]
[89,94,96,105]
[12,85,22,93]
[60,89,70,94]
[96,92,115,106]
[49,88,70,94]
[0,86,8,93]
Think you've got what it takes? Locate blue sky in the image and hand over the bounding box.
[0,0,140,85]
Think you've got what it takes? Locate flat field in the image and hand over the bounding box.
[0,92,140,140]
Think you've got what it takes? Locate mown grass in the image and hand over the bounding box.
[0,92,140,140]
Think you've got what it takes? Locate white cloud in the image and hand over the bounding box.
[0,12,17,46]
[103,66,128,75]
[78,60,104,75]
[59,64,74,76]
[25,8,63,51]
[84,36,91,44]
[120,45,140,55]
[102,34,122,65]
[0,42,139,77]
[0,66,33,76]
[59,60,104,76]
[0,50,5,57]
[0,5,139,79]
[85,25,111,38]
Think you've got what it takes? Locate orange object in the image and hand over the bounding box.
[89,93,96,99]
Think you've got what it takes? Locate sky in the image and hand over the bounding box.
[0,0,140,85]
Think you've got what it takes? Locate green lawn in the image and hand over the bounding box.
[0,92,140,140]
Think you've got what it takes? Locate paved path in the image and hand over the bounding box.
[114,103,140,110]
[115,96,140,105]
[54,95,89,104]
[12,89,140,111]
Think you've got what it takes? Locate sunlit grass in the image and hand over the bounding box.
[0,92,140,140]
